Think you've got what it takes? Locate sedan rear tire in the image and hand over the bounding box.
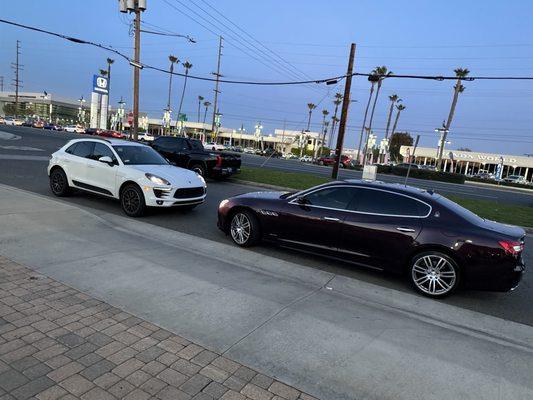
[121,184,146,217]
[409,251,460,298]
[229,210,260,247]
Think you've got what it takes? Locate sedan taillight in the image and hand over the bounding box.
[498,240,524,256]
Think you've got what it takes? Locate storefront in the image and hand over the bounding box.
[400,146,533,181]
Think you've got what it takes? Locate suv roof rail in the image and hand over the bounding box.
[80,137,111,144]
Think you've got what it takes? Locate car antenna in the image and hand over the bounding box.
[404,134,420,187]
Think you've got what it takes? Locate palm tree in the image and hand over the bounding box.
[166,55,178,112]
[384,94,400,139]
[328,93,343,148]
[356,74,378,163]
[436,68,470,170]
[201,101,211,141]
[177,61,193,127]
[197,95,204,122]
[317,109,329,157]
[306,103,316,132]
[363,66,392,163]
[390,103,406,139]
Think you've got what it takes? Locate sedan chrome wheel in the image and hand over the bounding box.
[411,254,457,296]
[230,212,251,245]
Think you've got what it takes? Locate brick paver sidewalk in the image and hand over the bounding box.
[0,256,318,400]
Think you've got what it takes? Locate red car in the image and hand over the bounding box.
[316,155,351,168]
[97,130,126,139]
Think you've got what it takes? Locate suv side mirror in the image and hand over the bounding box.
[98,156,114,165]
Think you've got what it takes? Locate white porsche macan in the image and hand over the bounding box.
[47,138,207,217]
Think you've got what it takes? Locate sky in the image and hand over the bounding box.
[1,0,533,155]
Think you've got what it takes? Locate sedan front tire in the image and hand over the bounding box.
[229,210,260,247]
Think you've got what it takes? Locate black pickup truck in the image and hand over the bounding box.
[151,136,241,178]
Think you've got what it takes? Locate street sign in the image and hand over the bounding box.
[92,75,109,94]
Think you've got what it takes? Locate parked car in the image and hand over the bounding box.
[261,148,282,158]
[300,155,314,163]
[243,147,256,154]
[97,130,126,139]
[4,117,23,126]
[419,165,436,171]
[473,172,496,180]
[64,124,85,133]
[204,142,226,151]
[22,120,34,127]
[85,128,102,136]
[0,116,5,124]
[395,163,420,169]
[136,132,155,142]
[315,155,351,168]
[32,120,45,129]
[43,123,63,131]
[48,138,207,216]
[282,153,298,160]
[504,175,528,184]
[151,136,241,178]
[218,180,526,298]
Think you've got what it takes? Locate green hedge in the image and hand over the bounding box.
[466,177,532,190]
[373,165,466,184]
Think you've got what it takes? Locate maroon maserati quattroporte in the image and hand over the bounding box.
[217,180,526,298]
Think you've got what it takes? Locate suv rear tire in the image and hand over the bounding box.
[49,168,71,197]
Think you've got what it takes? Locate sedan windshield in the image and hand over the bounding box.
[113,145,168,165]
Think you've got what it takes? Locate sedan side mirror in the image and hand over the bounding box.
[98,156,114,166]
[296,196,309,205]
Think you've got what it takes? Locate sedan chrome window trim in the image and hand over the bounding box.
[287,184,432,219]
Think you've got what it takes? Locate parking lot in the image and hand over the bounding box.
[0,125,532,326]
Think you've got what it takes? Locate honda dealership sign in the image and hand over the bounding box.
[93,75,109,94]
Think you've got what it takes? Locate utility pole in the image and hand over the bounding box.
[11,40,23,119]
[332,43,356,179]
[119,0,146,141]
[0,76,4,92]
[211,36,223,141]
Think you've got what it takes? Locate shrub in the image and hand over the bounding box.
[389,167,466,184]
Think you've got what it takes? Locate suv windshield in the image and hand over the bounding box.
[113,145,168,165]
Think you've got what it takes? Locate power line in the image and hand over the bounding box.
[163,0,325,95]
[3,19,533,84]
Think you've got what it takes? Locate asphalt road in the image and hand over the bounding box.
[240,154,533,206]
[1,125,532,327]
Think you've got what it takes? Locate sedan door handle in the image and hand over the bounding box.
[396,227,415,233]
[323,217,340,222]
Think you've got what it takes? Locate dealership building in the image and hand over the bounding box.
[400,146,533,181]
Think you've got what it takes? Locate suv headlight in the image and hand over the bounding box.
[145,173,170,185]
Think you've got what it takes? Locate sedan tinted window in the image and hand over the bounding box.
[70,141,94,158]
[303,187,356,210]
[354,188,430,217]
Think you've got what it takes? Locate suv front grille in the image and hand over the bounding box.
[174,187,205,199]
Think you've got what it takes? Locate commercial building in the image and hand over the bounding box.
[400,146,533,181]
[0,91,87,124]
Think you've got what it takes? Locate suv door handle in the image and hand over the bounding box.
[396,227,415,232]
[323,217,340,222]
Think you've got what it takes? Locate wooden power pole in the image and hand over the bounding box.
[132,10,141,141]
[211,36,223,140]
[332,43,356,179]
[11,40,23,119]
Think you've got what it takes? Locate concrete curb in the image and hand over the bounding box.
[466,179,533,194]
[1,182,533,354]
